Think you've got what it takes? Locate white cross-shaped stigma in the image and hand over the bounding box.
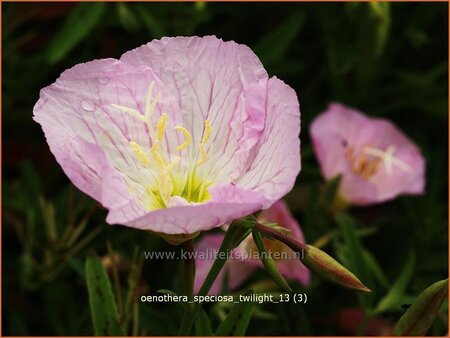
[363,145,410,176]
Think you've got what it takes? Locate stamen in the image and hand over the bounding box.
[150,140,167,168]
[164,156,181,174]
[111,104,144,121]
[201,119,212,144]
[156,113,168,141]
[160,157,180,198]
[145,81,155,118]
[197,143,207,165]
[147,92,161,120]
[174,126,192,151]
[196,119,212,166]
[130,141,150,167]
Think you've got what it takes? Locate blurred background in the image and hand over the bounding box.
[2,2,448,336]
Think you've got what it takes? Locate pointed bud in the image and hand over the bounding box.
[252,230,292,292]
[393,279,448,336]
[303,245,371,293]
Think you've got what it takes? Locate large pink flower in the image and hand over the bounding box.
[194,201,310,294]
[33,36,301,234]
[310,103,425,205]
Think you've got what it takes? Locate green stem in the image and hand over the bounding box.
[183,239,196,300]
[254,221,307,251]
[177,221,249,335]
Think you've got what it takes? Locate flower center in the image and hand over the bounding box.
[345,144,410,179]
[111,81,212,210]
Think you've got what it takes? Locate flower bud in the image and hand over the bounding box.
[393,279,448,336]
[303,245,371,293]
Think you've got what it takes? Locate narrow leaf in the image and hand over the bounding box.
[194,309,214,336]
[362,249,389,289]
[393,279,448,336]
[336,213,368,282]
[233,302,254,336]
[253,11,305,66]
[375,253,415,314]
[323,174,342,207]
[136,5,167,38]
[85,254,125,336]
[215,296,254,336]
[47,3,106,64]
[336,212,373,306]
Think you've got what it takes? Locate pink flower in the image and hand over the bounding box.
[194,201,310,294]
[33,36,301,234]
[310,103,425,206]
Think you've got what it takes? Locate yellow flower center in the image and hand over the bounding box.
[111,81,212,210]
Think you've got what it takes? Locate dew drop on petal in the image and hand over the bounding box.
[97,76,109,85]
[80,99,95,112]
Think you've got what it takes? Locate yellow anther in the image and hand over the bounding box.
[156,113,168,141]
[151,140,167,168]
[201,119,211,144]
[174,126,192,151]
[197,143,208,165]
[130,141,150,167]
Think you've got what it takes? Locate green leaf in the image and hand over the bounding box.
[252,230,292,292]
[336,213,373,307]
[47,3,106,64]
[116,3,140,32]
[157,289,178,297]
[215,296,254,336]
[336,213,371,287]
[323,175,342,207]
[194,309,214,336]
[232,302,254,336]
[85,254,125,336]
[368,2,391,55]
[253,11,305,66]
[374,253,415,314]
[362,249,389,289]
[136,5,167,38]
[393,279,448,336]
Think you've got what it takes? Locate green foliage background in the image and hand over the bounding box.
[2,2,448,336]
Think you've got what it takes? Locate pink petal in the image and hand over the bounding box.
[238,77,301,208]
[33,58,180,206]
[120,36,269,183]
